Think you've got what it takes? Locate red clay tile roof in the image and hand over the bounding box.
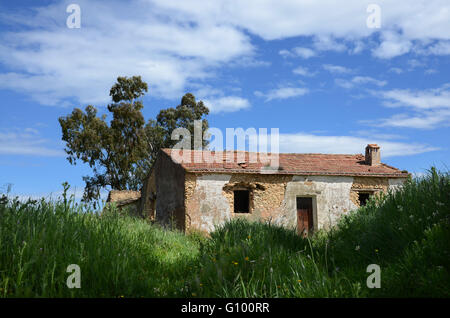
[161,149,409,178]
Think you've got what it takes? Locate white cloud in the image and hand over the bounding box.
[323,64,353,74]
[292,66,316,77]
[368,111,450,129]
[152,0,450,59]
[422,40,450,55]
[365,84,450,129]
[279,49,292,58]
[194,85,251,113]
[372,31,413,59]
[335,76,387,89]
[313,35,347,52]
[280,47,316,59]
[0,129,64,156]
[350,41,365,54]
[334,79,355,89]
[389,67,404,74]
[254,86,309,101]
[1,0,450,105]
[380,85,450,110]
[253,132,438,158]
[352,76,387,86]
[279,38,346,59]
[425,69,438,75]
[293,47,316,59]
[151,0,450,41]
[203,96,251,113]
[407,59,426,69]
[0,1,253,106]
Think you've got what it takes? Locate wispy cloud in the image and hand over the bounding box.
[1,0,450,106]
[372,31,412,59]
[313,35,347,52]
[335,76,387,89]
[203,96,251,113]
[292,66,316,77]
[366,111,450,129]
[389,67,404,74]
[252,132,438,158]
[365,84,450,129]
[0,128,64,157]
[418,40,450,56]
[0,1,254,106]
[380,85,450,110]
[280,37,348,60]
[279,47,316,59]
[323,64,353,74]
[254,86,309,102]
[194,85,251,113]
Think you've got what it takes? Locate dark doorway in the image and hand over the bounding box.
[358,192,371,206]
[234,190,250,213]
[296,197,313,236]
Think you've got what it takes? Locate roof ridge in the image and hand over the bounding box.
[162,148,363,156]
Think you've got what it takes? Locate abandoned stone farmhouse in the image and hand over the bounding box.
[107,144,409,234]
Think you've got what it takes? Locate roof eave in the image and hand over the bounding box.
[184,169,409,178]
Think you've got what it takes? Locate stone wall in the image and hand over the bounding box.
[222,174,292,223]
[153,151,186,231]
[349,176,389,206]
[183,172,407,233]
[106,190,141,217]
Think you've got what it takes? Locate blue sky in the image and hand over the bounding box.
[0,0,449,200]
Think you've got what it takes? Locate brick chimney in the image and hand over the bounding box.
[365,144,380,166]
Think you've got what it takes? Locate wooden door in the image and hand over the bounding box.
[297,197,313,236]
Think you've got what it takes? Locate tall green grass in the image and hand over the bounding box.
[0,193,202,297]
[190,168,450,297]
[0,168,449,297]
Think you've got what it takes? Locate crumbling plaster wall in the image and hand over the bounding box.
[388,178,406,191]
[284,176,358,230]
[184,173,359,233]
[185,173,232,233]
[222,174,292,222]
[184,173,294,233]
[183,172,406,233]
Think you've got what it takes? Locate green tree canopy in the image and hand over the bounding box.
[59,76,209,201]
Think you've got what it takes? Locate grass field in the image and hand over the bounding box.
[0,168,449,297]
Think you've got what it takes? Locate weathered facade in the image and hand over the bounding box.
[140,144,409,234]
